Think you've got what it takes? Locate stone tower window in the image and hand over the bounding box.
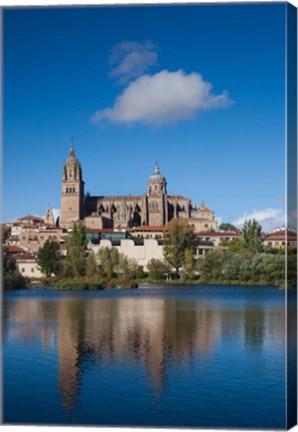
[66,188,69,193]
[155,185,158,192]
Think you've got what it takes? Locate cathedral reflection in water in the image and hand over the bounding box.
[4,293,286,412]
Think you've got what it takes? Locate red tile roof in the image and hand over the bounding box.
[4,245,26,254]
[15,252,37,261]
[130,226,168,231]
[197,231,241,237]
[264,229,297,241]
[86,228,120,234]
[17,216,44,222]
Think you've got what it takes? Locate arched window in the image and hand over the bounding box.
[66,188,69,193]
[155,185,158,192]
[149,186,152,193]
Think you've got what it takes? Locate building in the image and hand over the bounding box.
[60,142,218,231]
[92,238,165,271]
[3,212,67,254]
[196,231,242,257]
[263,228,297,249]
[19,225,67,254]
[15,253,43,278]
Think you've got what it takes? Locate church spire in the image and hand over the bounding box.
[153,161,160,175]
[70,137,75,156]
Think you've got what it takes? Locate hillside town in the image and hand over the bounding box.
[2,144,296,285]
[2,210,297,279]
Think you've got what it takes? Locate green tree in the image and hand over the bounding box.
[197,249,225,281]
[63,223,87,278]
[222,251,242,280]
[97,247,120,280]
[182,248,197,280]
[219,223,239,232]
[163,219,198,272]
[147,258,171,281]
[3,252,30,290]
[241,219,263,253]
[37,240,61,278]
[86,253,98,278]
[227,238,243,252]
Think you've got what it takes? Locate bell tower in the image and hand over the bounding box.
[147,162,167,226]
[60,140,85,229]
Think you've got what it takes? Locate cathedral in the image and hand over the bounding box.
[60,143,218,232]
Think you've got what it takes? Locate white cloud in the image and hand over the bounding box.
[232,208,286,233]
[91,69,233,126]
[109,41,158,84]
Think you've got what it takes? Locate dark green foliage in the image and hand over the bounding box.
[55,278,103,290]
[198,247,293,287]
[63,223,87,278]
[227,238,243,252]
[68,223,86,248]
[37,240,61,278]
[182,248,198,280]
[133,265,146,280]
[97,246,142,287]
[3,253,30,290]
[97,246,120,281]
[86,253,98,278]
[241,219,263,253]
[147,258,171,281]
[219,223,239,232]
[163,218,198,272]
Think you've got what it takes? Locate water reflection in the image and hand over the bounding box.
[4,291,285,413]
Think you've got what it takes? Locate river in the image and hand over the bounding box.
[3,284,291,428]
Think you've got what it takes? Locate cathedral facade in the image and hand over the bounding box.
[60,144,218,232]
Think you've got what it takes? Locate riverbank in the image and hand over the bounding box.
[14,277,291,291]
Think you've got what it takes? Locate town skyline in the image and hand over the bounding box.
[3,4,287,231]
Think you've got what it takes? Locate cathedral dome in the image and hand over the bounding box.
[148,162,166,182]
[65,144,80,167]
[62,141,82,182]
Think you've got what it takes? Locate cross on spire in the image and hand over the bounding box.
[154,161,160,174]
[70,136,75,156]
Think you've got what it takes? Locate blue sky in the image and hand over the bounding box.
[3,3,287,230]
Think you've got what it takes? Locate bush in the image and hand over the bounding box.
[3,253,30,290]
[54,278,103,290]
[147,258,171,281]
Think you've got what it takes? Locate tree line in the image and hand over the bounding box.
[3,218,296,290]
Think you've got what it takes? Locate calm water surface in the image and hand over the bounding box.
[3,284,289,428]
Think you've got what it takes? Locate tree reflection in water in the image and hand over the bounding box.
[4,292,285,412]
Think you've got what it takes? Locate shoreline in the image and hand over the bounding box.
[6,279,291,291]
